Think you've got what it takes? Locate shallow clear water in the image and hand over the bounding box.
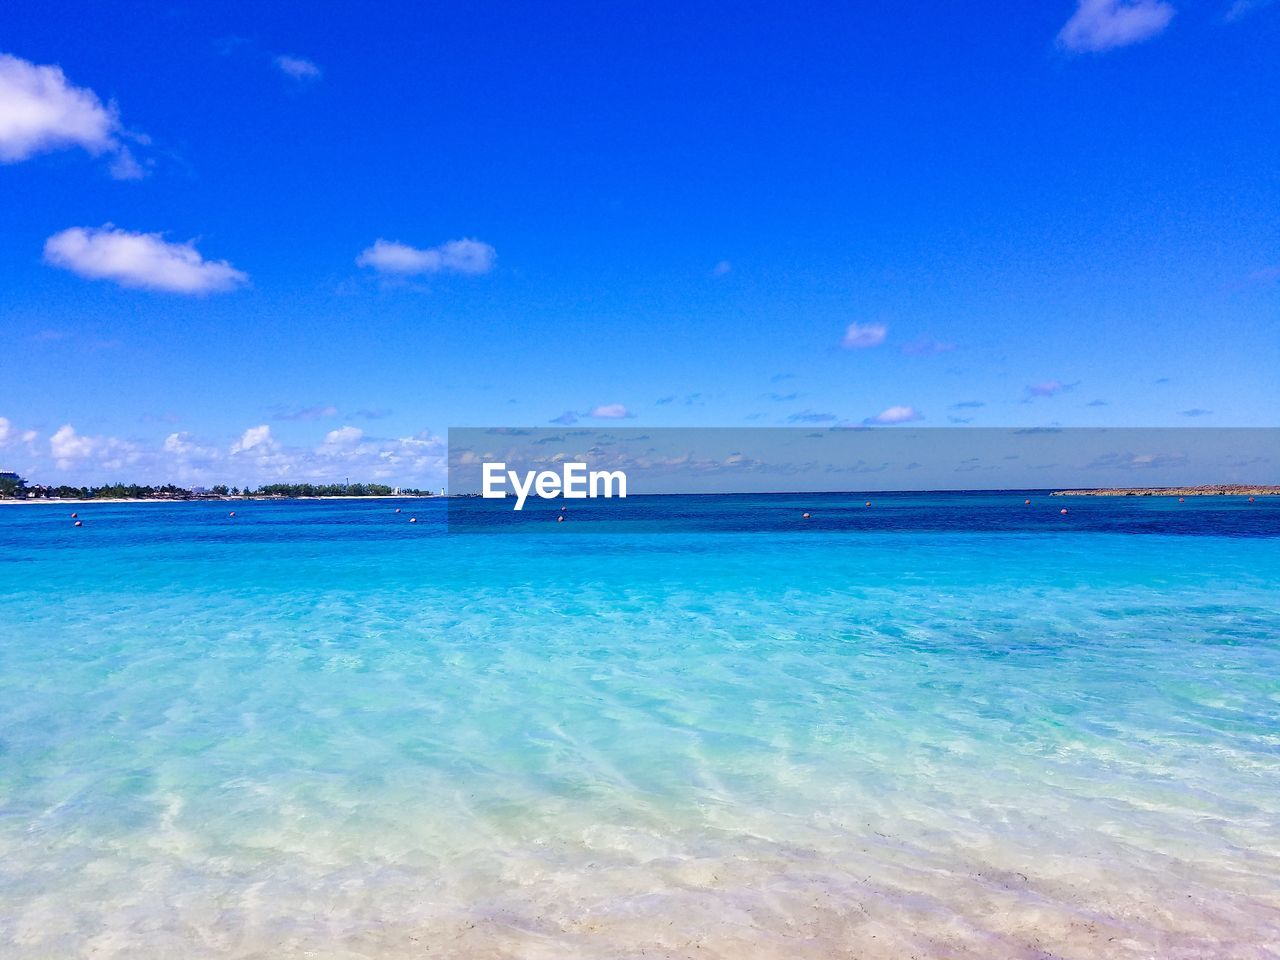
[2,494,1279,958]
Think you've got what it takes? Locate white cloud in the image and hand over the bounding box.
[1,418,38,448]
[1025,379,1076,398]
[163,432,219,459]
[900,335,956,356]
[48,424,139,470]
[1226,0,1277,21]
[0,53,116,159]
[274,55,322,81]
[0,52,143,177]
[107,146,145,180]
[44,226,248,294]
[356,238,496,276]
[230,425,274,455]
[395,431,443,451]
[588,404,633,419]
[323,425,364,446]
[14,421,448,488]
[274,404,340,421]
[50,424,95,462]
[1057,0,1175,53]
[840,321,888,349]
[864,405,924,425]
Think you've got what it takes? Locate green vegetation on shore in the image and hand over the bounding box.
[0,473,432,500]
[253,483,429,498]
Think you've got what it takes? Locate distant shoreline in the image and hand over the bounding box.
[0,495,435,506]
[1051,485,1278,497]
[3,486,1276,505]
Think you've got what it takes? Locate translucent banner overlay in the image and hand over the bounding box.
[446,427,1280,533]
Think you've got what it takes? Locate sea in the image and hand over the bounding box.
[1,492,1278,958]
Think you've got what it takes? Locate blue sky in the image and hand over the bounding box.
[2,0,1277,486]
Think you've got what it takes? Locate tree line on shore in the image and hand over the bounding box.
[0,474,431,500]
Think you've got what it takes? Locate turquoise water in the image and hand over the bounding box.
[2,494,1279,958]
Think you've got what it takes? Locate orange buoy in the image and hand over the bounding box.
[395,508,401,514]
[557,515,565,522]
[1060,508,1068,515]
[1249,496,1256,503]
[802,512,811,519]
[1178,497,1185,503]
[409,517,417,523]
[229,511,236,517]
[74,520,82,527]
[71,512,78,518]
[1024,499,1031,505]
